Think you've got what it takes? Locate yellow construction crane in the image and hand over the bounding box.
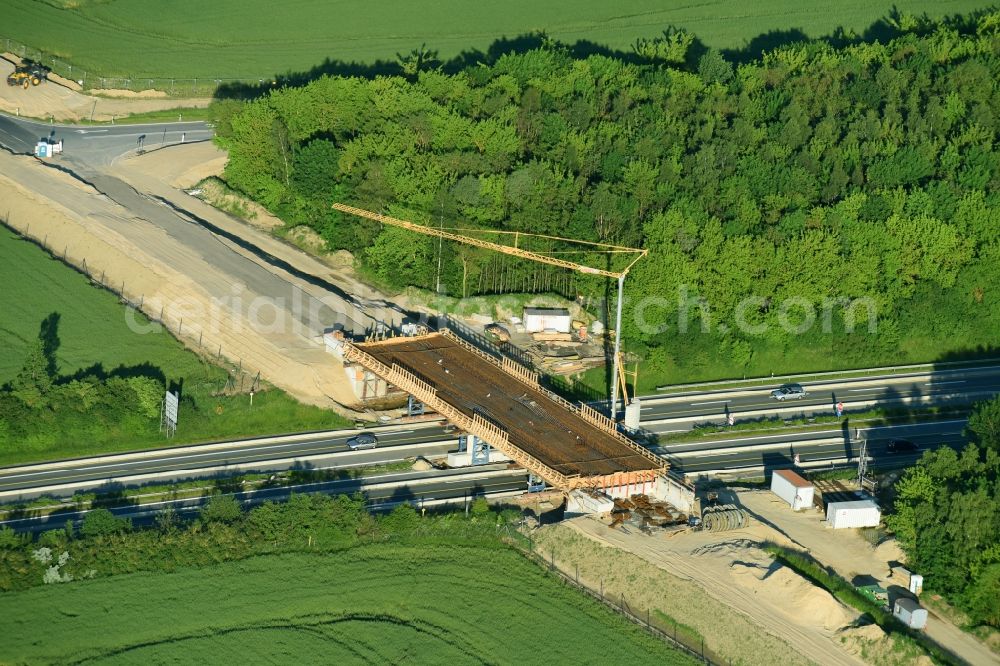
[332,202,647,417]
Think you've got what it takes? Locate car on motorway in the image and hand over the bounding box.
[887,438,918,454]
[346,433,378,450]
[770,383,808,400]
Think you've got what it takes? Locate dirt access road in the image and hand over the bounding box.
[738,489,1000,666]
[0,56,211,122]
[0,143,406,411]
[0,65,419,412]
[539,490,998,666]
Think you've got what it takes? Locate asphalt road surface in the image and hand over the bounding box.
[658,418,969,474]
[0,425,457,498]
[0,113,212,166]
[638,364,1000,431]
[0,465,529,534]
[0,111,385,339]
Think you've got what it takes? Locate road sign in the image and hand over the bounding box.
[163,390,179,436]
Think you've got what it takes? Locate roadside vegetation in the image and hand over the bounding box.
[2,2,986,81]
[0,226,348,466]
[763,544,955,664]
[884,396,1000,629]
[214,11,1000,387]
[0,496,693,664]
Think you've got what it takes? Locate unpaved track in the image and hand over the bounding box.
[738,489,1000,665]
[566,517,866,666]
[0,147,396,409]
[0,58,210,122]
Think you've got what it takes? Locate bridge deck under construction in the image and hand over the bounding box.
[345,332,663,485]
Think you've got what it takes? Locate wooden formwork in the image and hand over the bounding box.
[342,340,572,488]
[343,332,666,492]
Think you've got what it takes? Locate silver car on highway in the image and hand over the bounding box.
[770,383,808,400]
[346,433,378,450]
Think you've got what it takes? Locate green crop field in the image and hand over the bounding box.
[0,546,694,664]
[0,226,347,465]
[0,0,990,80]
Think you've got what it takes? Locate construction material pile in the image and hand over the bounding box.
[609,494,687,530]
[701,504,751,532]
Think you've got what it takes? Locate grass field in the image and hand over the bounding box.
[0,225,348,465]
[0,546,694,664]
[0,0,990,80]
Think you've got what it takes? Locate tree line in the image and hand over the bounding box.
[214,12,1000,382]
[0,492,514,592]
[886,396,1000,628]
[0,336,164,452]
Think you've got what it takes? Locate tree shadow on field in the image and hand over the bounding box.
[61,361,166,385]
[212,7,990,101]
[39,312,61,378]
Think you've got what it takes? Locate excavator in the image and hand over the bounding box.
[6,60,49,89]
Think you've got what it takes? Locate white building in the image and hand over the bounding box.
[523,307,571,333]
[770,469,814,511]
[826,498,881,529]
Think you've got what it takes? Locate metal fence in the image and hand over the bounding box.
[504,528,729,665]
[1,35,264,96]
[1,218,257,397]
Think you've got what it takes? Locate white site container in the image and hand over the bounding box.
[893,598,928,630]
[826,498,881,529]
[523,307,571,333]
[770,469,814,511]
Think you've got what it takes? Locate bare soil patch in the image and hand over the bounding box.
[0,56,209,121]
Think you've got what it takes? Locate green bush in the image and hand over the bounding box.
[199,495,243,523]
[81,509,130,538]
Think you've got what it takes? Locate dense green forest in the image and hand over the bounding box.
[886,396,1000,628]
[215,12,1000,383]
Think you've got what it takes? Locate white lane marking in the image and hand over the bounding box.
[690,400,731,406]
[849,387,885,391]
[0,439,346,480]
[926,381,965,386]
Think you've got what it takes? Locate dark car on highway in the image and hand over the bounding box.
[770,383,808,400]
[887,439,918,454]
[346,433,378,450]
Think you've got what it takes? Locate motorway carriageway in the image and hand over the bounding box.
[0,364,996,498]
[0,426,456,498]
[637,364,1000,427]
[658,419,968,475]
[0,465,529,535]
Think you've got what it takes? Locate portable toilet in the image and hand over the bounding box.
[34,141,50,158]
[624,398,642,431]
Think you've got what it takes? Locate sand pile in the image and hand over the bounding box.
[730,559,853,631]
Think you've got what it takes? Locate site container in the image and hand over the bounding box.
[523,307,571,333]
[770,469,814,511]
[890,565,924,595]
[893,598,928,629]
[826,498,881,529]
